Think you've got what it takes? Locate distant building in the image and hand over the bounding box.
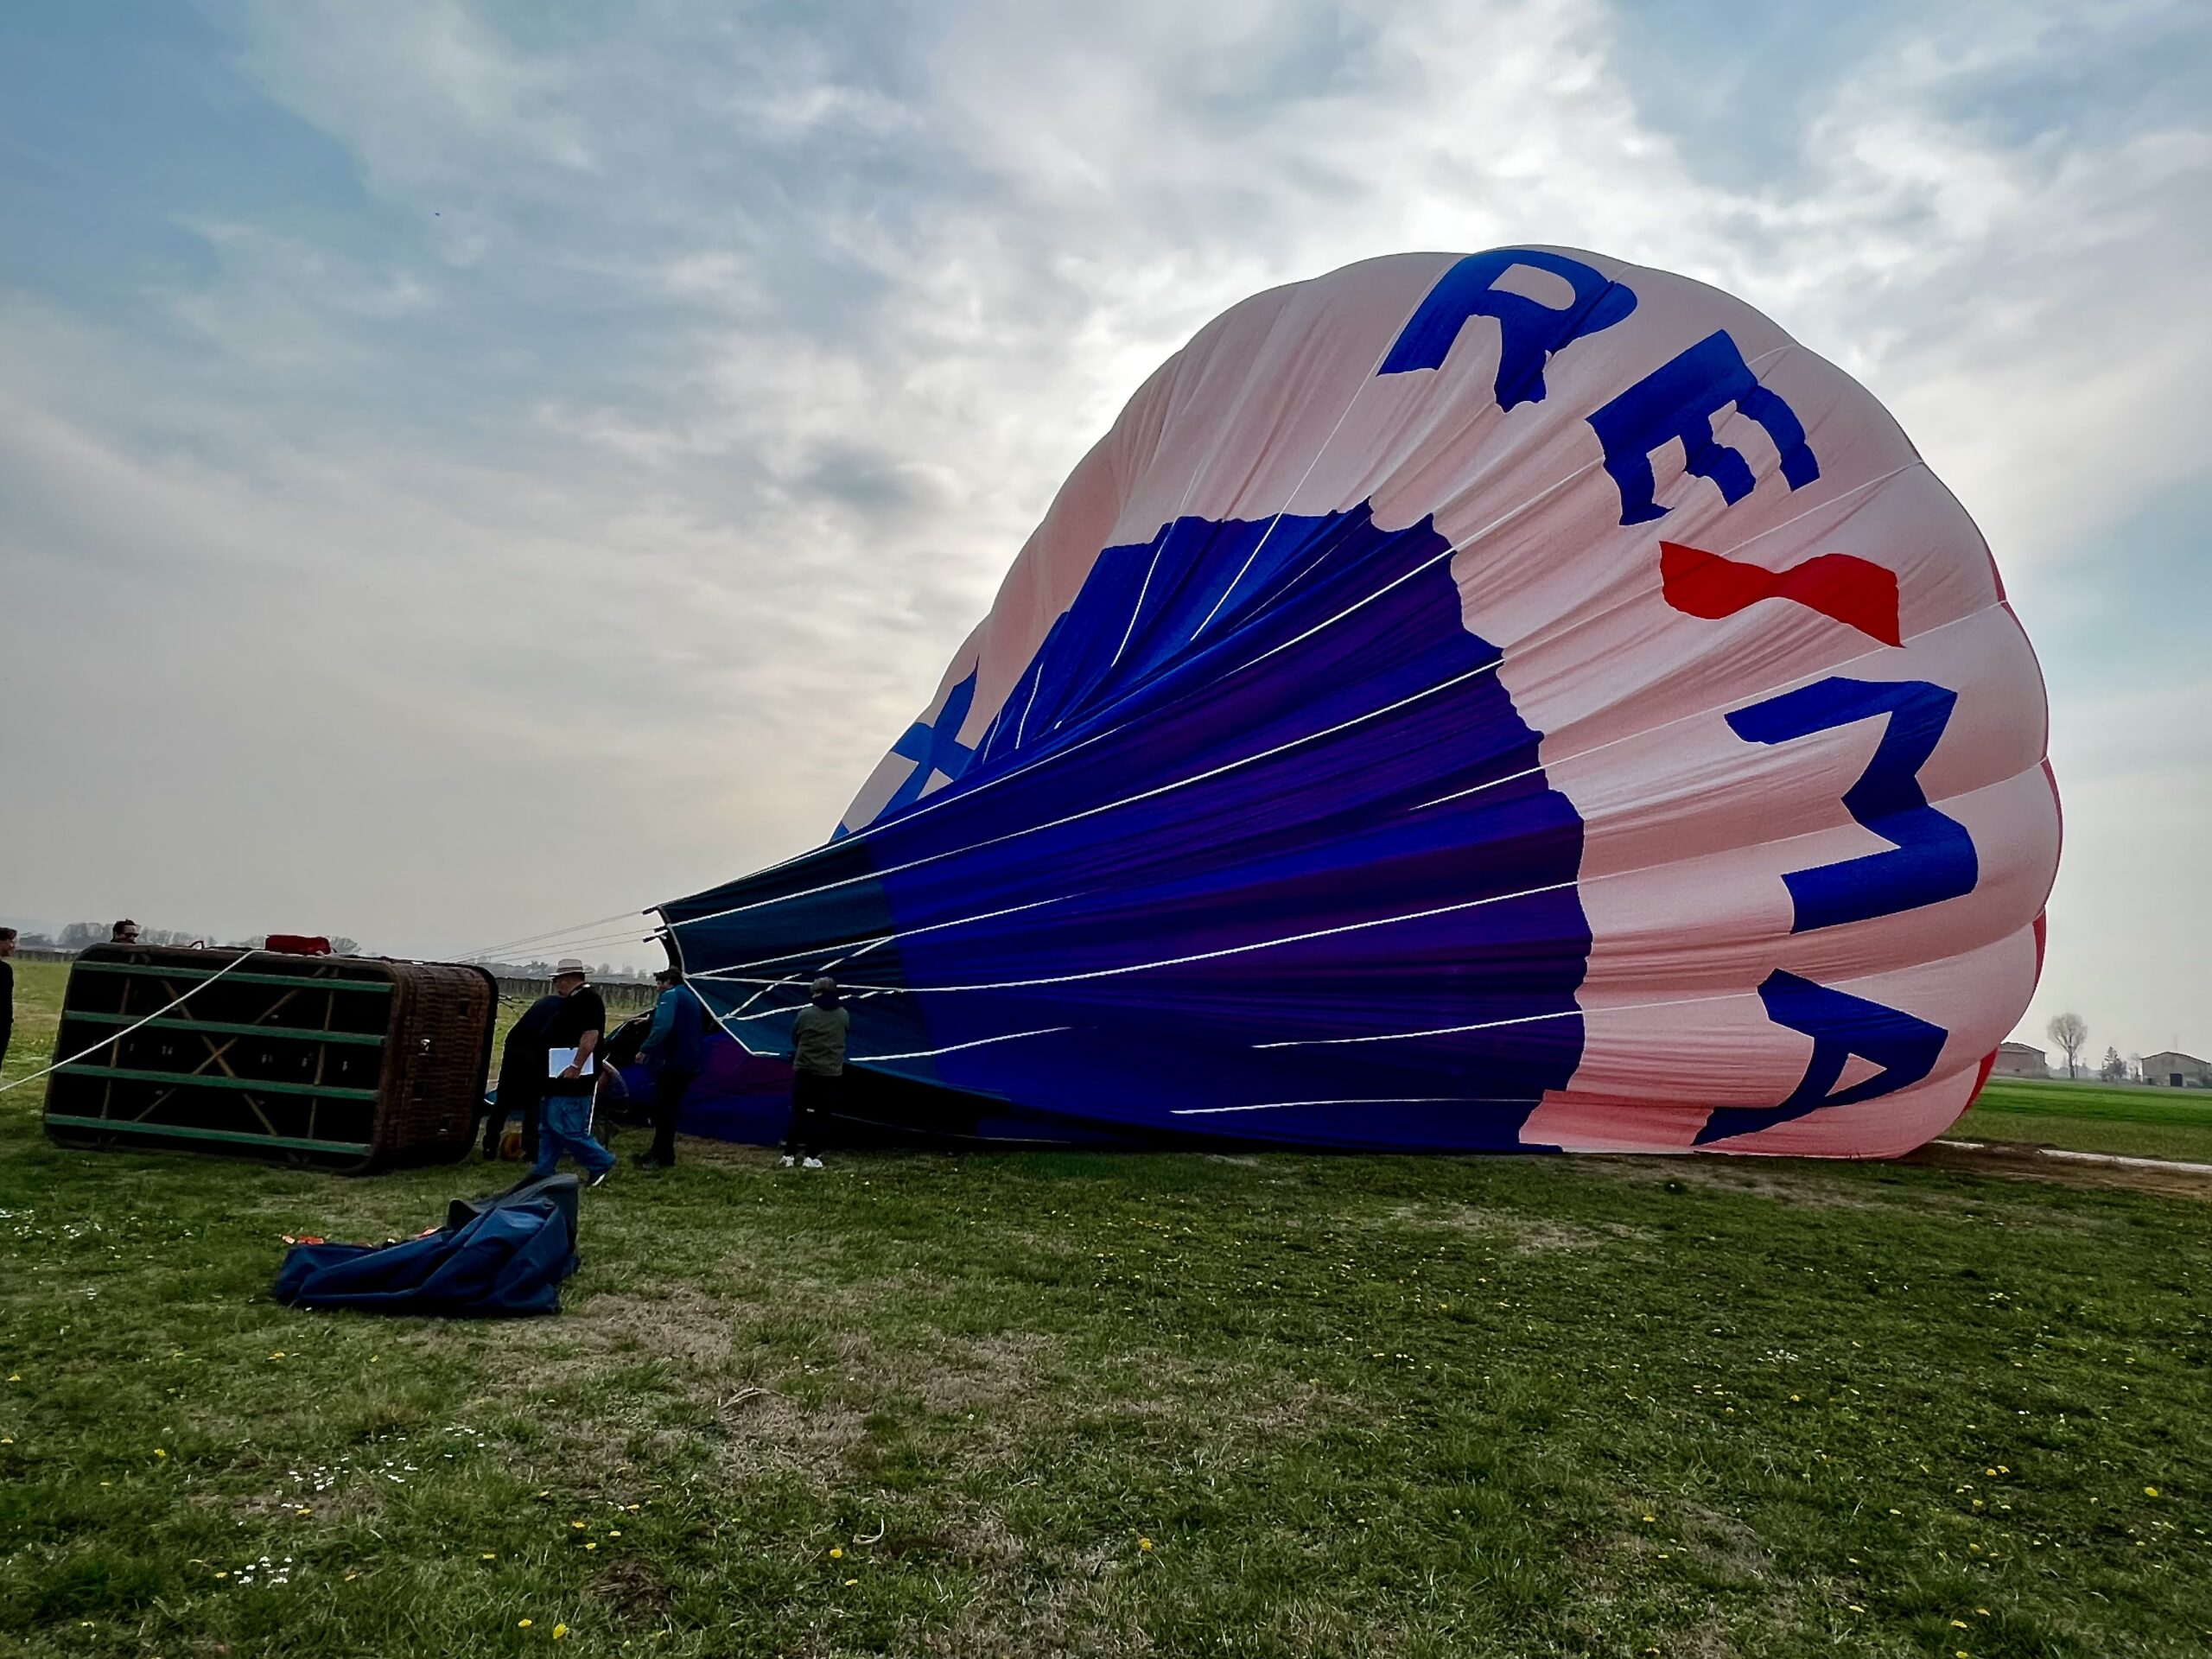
[1989,1041,2049,1079]
[2142,1052,2211,1089]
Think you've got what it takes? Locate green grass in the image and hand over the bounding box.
[1,960,68,1093]
[1955,1078,2212,1164]
[3,958,2211,1654]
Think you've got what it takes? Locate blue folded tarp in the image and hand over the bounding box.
[272,1173,582,1317]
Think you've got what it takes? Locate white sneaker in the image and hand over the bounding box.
[778,1154,796,1168]
[801,1156,824,1169]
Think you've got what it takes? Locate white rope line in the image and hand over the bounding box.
[673,685,2035,1021]
[1186,260,1518,644]
[703,877,1582,997]
[1096,276,1427,683]
[464,926,668,961]
[682,610,2018,1023]
[662,324,1972,970]
[0,948,261,1096]
[1249,988,1748,1050]
[674,599,2007,1010]
[455,908,655,963]
[680,280,1445,872]
[723,313,1802,879]
[712,688,2028,1014]
[716,932,889,1027]
[696,893,1083,979]
[849,1026,1073,1064]
[661,433,1632,936]
[1171,1095,1526,1116]
[664,650,1507,938]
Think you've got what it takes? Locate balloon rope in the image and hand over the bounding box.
[469,925,667,960]
[456,908,658,963]
[0,947,260,1096]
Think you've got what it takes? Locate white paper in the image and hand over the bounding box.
[547,1046,596,1079]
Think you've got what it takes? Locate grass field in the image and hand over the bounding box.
[3,959,2209,1656]
[1954,1078,2212,1164]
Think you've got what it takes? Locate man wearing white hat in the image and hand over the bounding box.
[534,957,614,1185]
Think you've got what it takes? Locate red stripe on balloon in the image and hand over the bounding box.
[1659,541,1902,646]
[1962,1046,1999,1116]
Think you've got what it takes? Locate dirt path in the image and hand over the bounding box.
[1905,1137,2212,1200]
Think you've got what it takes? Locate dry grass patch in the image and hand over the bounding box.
[1575,1156,1897,1211]
[1382,1200,1654,1253]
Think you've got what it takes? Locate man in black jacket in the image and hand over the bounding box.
[484,989,563,1160]
[0,927,16,1076]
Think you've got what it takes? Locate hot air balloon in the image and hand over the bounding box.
[658,247,2057,1157]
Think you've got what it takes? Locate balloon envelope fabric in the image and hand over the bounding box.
[659,248,2057,1156]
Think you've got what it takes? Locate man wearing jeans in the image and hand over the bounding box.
[534,957,614,1185]
[782,976,848,1169]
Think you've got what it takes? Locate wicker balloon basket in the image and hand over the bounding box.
[43,945,498,1173]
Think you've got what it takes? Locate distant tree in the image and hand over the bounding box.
[19,932,52,947]
[2047,1012,2089,1080]
[56,921,104,950]
[328,937,360,957]
[2100,1046,2126,1083]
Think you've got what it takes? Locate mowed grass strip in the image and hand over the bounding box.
[1955,1078,2212,1164]
[0,958,2209,1655]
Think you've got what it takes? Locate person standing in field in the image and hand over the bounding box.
[782,976,848,1169]
[484,988,564,1160]
[0,927,16,1075]
[534,957,614,1185]
[632,964,707,1170]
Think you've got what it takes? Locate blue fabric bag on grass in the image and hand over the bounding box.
[273,1173,581,1317]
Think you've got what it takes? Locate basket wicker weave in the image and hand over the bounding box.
[44,945,498,1173]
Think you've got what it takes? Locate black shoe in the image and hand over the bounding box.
[480,1146,499,1161]
[587,1169,612,1189]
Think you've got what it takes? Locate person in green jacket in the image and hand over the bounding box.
[782,976,848,1169]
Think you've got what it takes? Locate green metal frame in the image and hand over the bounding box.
[67,962,393,994]
[63,1011,387,1047]
[53,1063,379,1102]
[41,1115,372,1155]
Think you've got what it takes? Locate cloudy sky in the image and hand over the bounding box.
[2,1,2206,1057]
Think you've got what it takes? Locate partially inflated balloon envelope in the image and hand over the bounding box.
[660,248,2058,1156]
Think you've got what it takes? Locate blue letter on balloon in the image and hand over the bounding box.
[1378,250,1636,409]
[1726,677,1978,932]
[1696,969,1948,1142]
[1587,330,1819,524]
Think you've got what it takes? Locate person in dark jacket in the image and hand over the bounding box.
[782,976,848,1169]
[0,927,16,1076]
[632,966,707,1170]
[484,990,563,1160]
